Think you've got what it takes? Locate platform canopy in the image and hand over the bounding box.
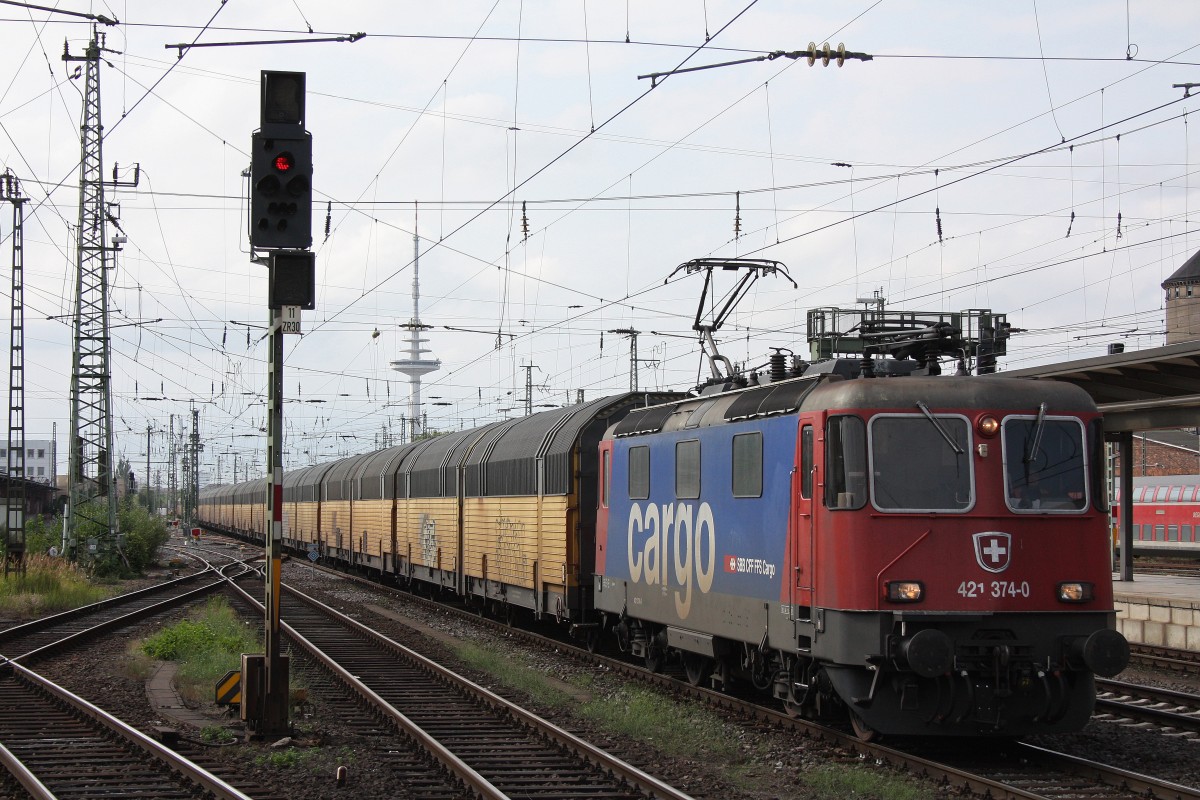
[999,340,1200,433]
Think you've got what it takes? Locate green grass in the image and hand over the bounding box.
[453,640,573,707]
[577,685,739,760]
[802,763,931,800]
[255,748,306,768]
[200,725,236,744]
[450,640,739,762]
[0,554,109,618]
[140,596,263,704]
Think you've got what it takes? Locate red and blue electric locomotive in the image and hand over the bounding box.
[593,369,1128,738]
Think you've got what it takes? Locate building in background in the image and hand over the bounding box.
[1128,430,1200,477]
[1164,250,1200,345]
[0,439,55,485]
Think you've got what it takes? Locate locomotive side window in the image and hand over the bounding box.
[800,426,813,500]
[732,432,762,498]
[1002,416,1088,512]
[676,439,700,499]
[868,414,972,512]
[628,446,649,500]
[826,415,866,510]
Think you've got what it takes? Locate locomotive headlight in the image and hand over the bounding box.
[1057,581,1094,603]
[887,581,924,602]
[976,414,1000,437]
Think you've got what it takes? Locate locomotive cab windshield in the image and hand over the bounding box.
[869,411,973,512]
[1003,414,1088,512]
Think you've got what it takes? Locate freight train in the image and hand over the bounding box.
[199,356,1129,739]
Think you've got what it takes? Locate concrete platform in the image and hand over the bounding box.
[146,661,222,729]
[1112,572,1200,650]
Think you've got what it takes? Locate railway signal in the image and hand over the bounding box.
[250,70,312,251]
[246,69,314,740]
[250,131,312,249]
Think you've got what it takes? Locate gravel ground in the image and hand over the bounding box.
[18,557,1200,800]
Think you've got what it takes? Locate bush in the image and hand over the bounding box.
[22,513,61,556]
[142,597,255,660]
[65,498,170,578]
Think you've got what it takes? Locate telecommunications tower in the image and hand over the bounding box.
[389,210,440,441]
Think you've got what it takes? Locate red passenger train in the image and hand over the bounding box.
[200,354,1129,739]
[1114,474,1200,554]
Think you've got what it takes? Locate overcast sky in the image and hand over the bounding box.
[2,1,1199,485]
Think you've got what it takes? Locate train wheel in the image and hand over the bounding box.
[849,711,879,743]
[585,627,602,653]
[644,631,667,673]
[683,653,712,687]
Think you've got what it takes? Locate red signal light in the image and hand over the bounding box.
[273,153,294,172]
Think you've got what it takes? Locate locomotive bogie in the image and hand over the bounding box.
[817,609,1121,735]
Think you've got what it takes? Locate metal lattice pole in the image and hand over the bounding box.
[167,414,176,517]
[186,408,200,525]
[608,328,640,392]
[4,171,27,576]
[64,29,118,559]
[145,424,152,512]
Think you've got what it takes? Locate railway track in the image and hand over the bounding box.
[1095,677,1200,736]
[1130,642,1200,674]
[281,556,1200,800]
[226,570,696,800]
[0,545,288,799]
[0,561,241,662]
[0,658,257,800]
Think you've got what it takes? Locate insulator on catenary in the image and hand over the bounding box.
[1116,211,1123,240]
[769,350,787,382]
[935,206,943,243]
[1065,210,1075,238]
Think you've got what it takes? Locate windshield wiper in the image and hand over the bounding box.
[1024,402,1047,464]
[916,401,964,454]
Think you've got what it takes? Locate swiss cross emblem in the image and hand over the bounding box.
[972,531,1011,573]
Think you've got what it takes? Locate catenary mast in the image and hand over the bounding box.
[64,29,118,559]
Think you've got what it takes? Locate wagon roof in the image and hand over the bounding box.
[353,442,421,481]
[466,392,678,465]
